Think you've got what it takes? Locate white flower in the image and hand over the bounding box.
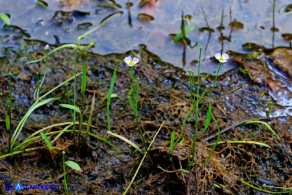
[215,53,229,63]
[124,56,139,66]
[44,44,50,50]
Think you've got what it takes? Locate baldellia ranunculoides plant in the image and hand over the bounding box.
[124,56,144,142]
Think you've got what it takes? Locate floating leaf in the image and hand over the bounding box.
[65,160,81,171]
[137,13,155,22]
[199,27,214,33]
[77,22,93,30]
[242,42,265,51]
[138,0,150,7]
[138,0,157,7]
[282,33,292,41]
[97,1,121,9]
[37,0,48,8]
[229,19,244,30]
[284,4,292,13]
[0,13,10,25]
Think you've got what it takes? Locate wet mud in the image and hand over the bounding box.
[0,42,291,194]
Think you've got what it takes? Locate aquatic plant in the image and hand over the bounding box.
[215,52,229,63]
[124,56,144,142]
[172,12,196,47]
[124,56,139,66]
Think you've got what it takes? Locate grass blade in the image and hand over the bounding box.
[60,104,81,114]
[201,104,212,136]
[107,131,143,154]
[40,132,52,151]
[106,66,117,131]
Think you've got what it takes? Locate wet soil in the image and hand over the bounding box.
[0,42,291,194]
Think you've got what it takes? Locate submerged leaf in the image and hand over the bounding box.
[173,26,195,43]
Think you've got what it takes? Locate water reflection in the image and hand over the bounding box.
[0,0,291,75]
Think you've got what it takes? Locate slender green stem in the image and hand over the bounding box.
[79,59,87,143]
[189,46,203,168]
[35,49,49,100]
[173,70,195,148]
[128,67,143,142]
[7,73,13,151]
[73,50,78,130]
[62,151,69,195]
[199,62,222,110]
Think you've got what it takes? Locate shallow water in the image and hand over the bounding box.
[0,0,291,74]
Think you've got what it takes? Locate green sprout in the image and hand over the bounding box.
[62,151,81,195]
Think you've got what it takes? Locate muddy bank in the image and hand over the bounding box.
[0,43,291,194]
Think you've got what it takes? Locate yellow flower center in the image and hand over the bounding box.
[129,61,135,66]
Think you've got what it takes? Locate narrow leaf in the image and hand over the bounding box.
[60,104,81,114]
[169,130,175,154]
[203,104,212,132]
[81,62,87,95]
[0,13,10,25]
[107,131,143,154]
[5,113,11,131]
[37,0,48,8]
[173,26,195,43]
[65,160,81,171]
[40,132,52,151]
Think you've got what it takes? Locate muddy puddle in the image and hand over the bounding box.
[0,0,292,194]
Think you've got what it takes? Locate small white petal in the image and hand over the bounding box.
[124,56,132,64]
[132,57,139,64]
[215,53,221,60]
[222,53,229,59]
[44,44,50,50]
